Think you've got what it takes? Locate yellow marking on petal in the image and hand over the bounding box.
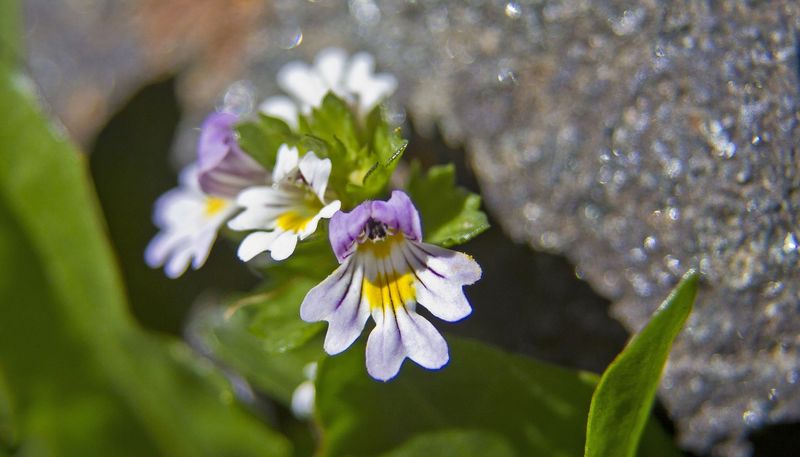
[276,211,316,233]
[357,233,405,259]
[363,270,416,311]
[204,197,229,216]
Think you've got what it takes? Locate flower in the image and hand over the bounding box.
[146,111,267,278]
[228,144,341,262]
[196,112,269,198]
[260,48,397,128]
[145,164,238,278]
[300,191,482,381]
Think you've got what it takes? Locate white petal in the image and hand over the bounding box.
[190,228,219,269]
[144,232,178,268]
[314,48,347,91]
[273,145,299,182]
[301,257,356,321]
[164,244,193,279]
[297,151,332,201]
[269,230,299,261]
[322,259,370,354]
[394,307,449,370]
[365,307,406,381]
[358,74,397,115]
[259,96,299,129]
[237,231,278,261]
[278,61,327,108]
[318,200,341,218]
[227,206,280,231]
[401,242,478,322]
[413,242,482,284]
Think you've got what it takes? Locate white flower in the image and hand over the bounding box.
[228,145,341,261]
[300,191,482,381]
[260,47,397,128]
[145,165,238,278]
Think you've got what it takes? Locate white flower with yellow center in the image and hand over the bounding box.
[228,144,341,262]
[260,47,397,128]
[145,165,238,278]
[300,191,482,381]
[146,112,267,278]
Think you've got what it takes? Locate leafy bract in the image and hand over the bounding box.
[407,162,490,247]
[236,113,296,170]
[585,270,698,457]
[0,50,290,455]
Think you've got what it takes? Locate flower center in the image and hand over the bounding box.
[366,218,388,240]
[204,197,228,216]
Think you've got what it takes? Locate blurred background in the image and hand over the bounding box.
[13,0,800,455]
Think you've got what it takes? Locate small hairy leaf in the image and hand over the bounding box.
[406,162,490,247]
[585,270,699,457]
[236,114,295,170]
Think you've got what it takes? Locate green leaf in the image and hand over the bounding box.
[0,52,290,455]
[406,162,490,247]
[304,93,361,157]
[191,307,324,406]
[316,336,598,457]
[236,114,295,170]
[378,430,516,457]
[242,278,326,353]
[585,270,699,457]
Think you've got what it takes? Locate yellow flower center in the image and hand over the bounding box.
[358,233,416,310]
[275,192,323,233]
[204,197,228,216]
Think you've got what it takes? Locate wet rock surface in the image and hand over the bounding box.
[24,0,800,454]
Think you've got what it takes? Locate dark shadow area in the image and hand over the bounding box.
[89,78,256,335]
[750,421,800,456]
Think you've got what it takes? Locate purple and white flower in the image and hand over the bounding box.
[300,191,481,381]
[260,48,397,128]
[146,112,267,278]
[145,164,239,278]
[228,144,341,262]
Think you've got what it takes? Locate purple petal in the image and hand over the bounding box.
[370,191,422,241]
[329,201,372,262]
[197,112,267,198]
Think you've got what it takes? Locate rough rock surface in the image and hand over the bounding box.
[24,0,800,455]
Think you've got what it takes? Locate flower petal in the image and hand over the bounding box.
[323,259,370,354]
[402,241,480,322]
[394,306,449,370]
[370,191,422,241]
[259,95,299,129]
[366,307,406,381]
[314,48,347,92]
[298,151,332,201]
[164,244,193,279]
[273,144,299,183]
[237,231,279,261]
[301,257,355,321]
[329,201,372,262]
[269,230,299,261]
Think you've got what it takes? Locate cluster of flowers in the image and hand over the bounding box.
[145,48,482,382]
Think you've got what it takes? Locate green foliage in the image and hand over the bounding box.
[378,430,517,457]
[192,306,324,406]
[236,114,296,170]
[0,59,290,455]
[406,162,490,247]
[315,336,598,457]
[240,278,326,353]
[585,270,699,457]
